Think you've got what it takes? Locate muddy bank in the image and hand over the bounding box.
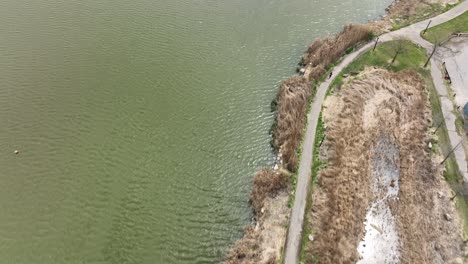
[305,68,465,263]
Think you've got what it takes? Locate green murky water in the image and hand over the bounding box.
[0,0,391,263]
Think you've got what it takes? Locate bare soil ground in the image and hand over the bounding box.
[304,68,465,264]
[226,169,292,264]
[226,191,290,264]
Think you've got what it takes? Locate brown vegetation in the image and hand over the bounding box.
[227,17,381,264]
[372,0,458,32]
[273,76,312,172]
[226,226,266,264]
[304,68,464,263]
[388,0,455,18]
[250,169,290,214]
[226,192,291,264]
[302,24,373,81]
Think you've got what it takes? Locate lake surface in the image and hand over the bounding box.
[0,0,391,263]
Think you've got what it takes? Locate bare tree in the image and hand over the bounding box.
[424,32,445,68]
[424,44,437,68]
[372,37,379,52]
[422,20,432,35]
[390,38,406,65]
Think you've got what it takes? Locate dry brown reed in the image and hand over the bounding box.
[302,24,373,82]
[250,168,290,214]
[305,68,463,263]
[273,76,311,172]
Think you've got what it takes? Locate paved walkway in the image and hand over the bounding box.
[443,40,468,106]
[284,2,468,263]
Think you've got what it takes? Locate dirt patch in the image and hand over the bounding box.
[304,68,465,263]
[226,191,290,264]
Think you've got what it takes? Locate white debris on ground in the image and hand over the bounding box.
[357,136,400,264]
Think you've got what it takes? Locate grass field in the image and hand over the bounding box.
[422,11,468,43]
[330,39,427,91]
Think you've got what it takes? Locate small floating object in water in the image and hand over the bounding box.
[14,150,20,155]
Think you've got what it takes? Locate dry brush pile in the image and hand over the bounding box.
[305,68,464,263]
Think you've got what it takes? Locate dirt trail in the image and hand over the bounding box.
[304,68,464,264]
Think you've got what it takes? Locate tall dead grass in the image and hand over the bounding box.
[371,0,455,32]
[302,24,373,81]
[387,0,442,19]
[305,68,464,263]
[250,169,290,214]
[273,76,311,172]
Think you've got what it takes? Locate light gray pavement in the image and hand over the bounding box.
[284,2,468,263]
[441,38,468,106]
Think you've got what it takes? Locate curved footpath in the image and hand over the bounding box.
[284,1,468,263]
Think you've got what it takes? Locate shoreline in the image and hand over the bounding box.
[226,1,465,263]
